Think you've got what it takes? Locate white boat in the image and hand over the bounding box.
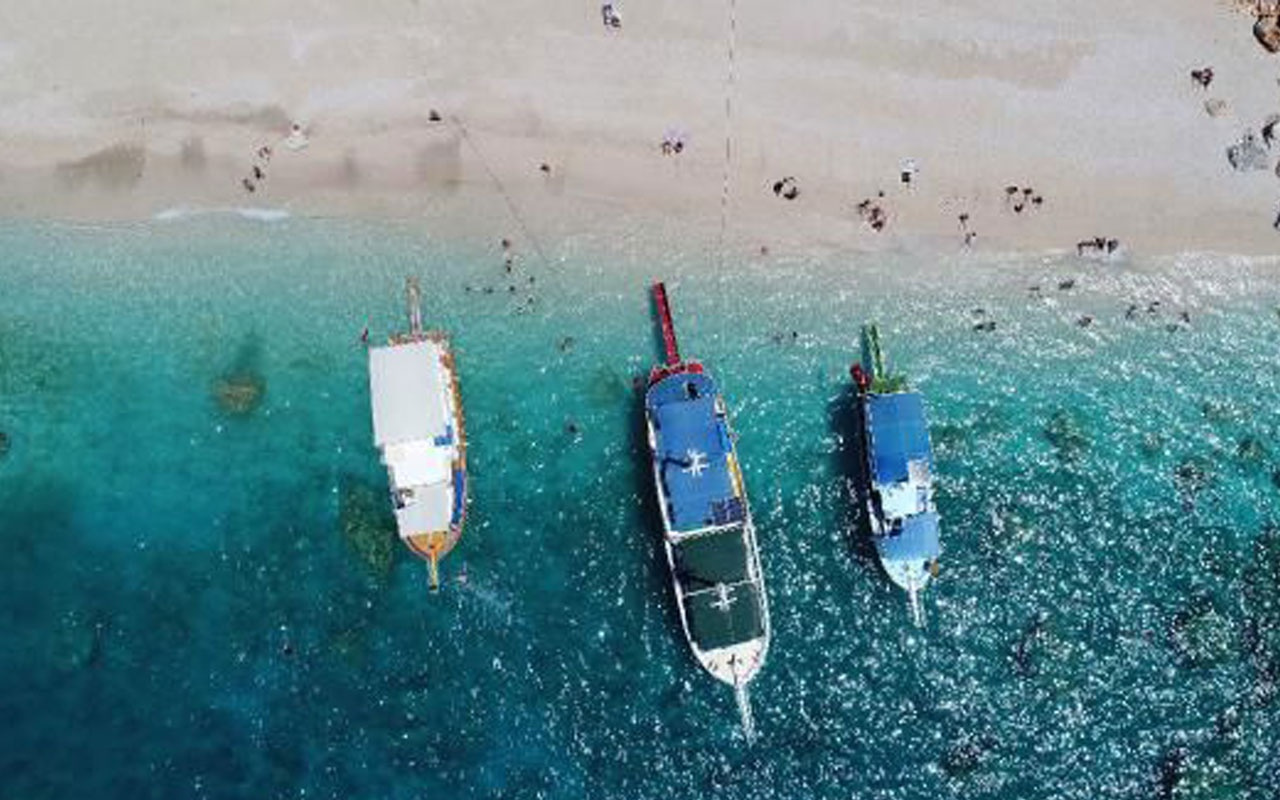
[367,278,468,591]
[643,282,770,739]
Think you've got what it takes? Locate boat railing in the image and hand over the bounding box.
[667,520,748,543]
[681,575,761,600]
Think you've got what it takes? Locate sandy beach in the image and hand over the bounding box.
[2,0,1280,255]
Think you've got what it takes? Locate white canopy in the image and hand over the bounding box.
[386,440,452,488]
[396,483,453,536]
[369,340,449,447]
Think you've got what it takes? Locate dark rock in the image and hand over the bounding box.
[1012,613,1047,677]
[1201,399,1247,424]
[1175,456,1214,497]
[1227,131,1269,171]
[338,479,398,579]
[1139,432,1166,458]
[0,430,9,458]
[214,335,267,416]
[1255,15,1280,54]
[1044,409,1089,461]
[1237,436,1268,463]
[1169,596,1233,667]
[213,371,265,415]
[1157,746,1188,800]
[940,739,986,777]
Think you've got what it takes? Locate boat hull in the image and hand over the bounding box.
[643,381,770,688]
[856,388,941,617]
[369,332,468,588]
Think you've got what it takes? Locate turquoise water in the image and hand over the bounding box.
[2,218,1279,799]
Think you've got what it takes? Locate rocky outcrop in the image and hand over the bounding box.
[1226,131,1269,171]
[1256,14,1280,53]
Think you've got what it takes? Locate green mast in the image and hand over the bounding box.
[861,324,908,394]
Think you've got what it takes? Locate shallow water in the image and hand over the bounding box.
[1,219,1279,799]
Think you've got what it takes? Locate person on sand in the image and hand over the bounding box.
[1190,67,1213,89]
[1263,114,1280,148]
[900,158,918,185]
[601,3,621,29]
[285,122,309,151]
[501,238,514,272]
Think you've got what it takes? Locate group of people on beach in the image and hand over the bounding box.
[1003,185,1044,215]
[1076,236,1121,256]
[239,122,311,194]
[240,145,272,193]
[659,131,686,156]
[600,3,622,30]
[771,176,799,200]
[855,193,889,232]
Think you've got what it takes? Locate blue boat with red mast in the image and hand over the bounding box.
[643,282,770,739]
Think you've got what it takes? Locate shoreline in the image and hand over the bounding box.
[3,1,1280,257]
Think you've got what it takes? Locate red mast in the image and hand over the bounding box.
[647,282,703,386]
[652,282,681,366]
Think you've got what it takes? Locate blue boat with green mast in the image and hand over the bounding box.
[850,323,942,627]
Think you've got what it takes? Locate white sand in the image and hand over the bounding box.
[2,0,1279,255]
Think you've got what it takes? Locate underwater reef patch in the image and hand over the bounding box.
[1044,409,1090,462]
[338,477,399,579]
[213,334,267,416]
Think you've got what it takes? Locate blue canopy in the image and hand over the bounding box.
[866,392,932,485]
[648,374,741,531]
[876,511,941,561]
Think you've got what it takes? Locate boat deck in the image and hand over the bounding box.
[646,372,745,532]
[672,530,765,651]
[864,391,941,565]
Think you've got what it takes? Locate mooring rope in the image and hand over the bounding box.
[716,0,739,272]
[451,116,555,273]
